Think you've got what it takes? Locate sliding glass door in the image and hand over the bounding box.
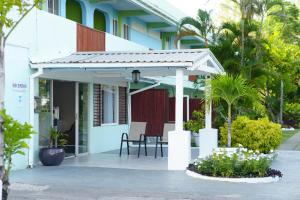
[77,83,88,154]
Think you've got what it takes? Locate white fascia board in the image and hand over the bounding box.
[190,51,225,75]
[207,50,225,73]
[31,62,192,69]
[128,0,179,26]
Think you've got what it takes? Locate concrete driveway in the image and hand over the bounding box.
[9,150,300,200]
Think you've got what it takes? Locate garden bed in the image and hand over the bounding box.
[187,146,282,183]
[186,169,280,183]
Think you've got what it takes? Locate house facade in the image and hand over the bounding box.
[4,0,221,170]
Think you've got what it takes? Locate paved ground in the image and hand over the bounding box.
[9,150,300,200]
[279,131,300,150]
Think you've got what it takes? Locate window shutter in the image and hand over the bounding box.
[118,86,127,124]
[93,84,102,126]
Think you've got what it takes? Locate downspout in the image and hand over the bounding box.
[128,82,160,128]
[28,67,43,168]
[129,82,161,96]
[184,95,190,121]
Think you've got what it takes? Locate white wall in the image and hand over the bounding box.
[106,33,149,51]
[6,8,77,62]
[4,9,77,169]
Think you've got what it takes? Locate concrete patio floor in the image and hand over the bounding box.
[9,148,300,200]
[61,147,199,170]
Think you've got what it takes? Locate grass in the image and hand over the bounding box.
[281,129,299,143]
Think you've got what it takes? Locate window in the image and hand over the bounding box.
[113,19,118,36]
[123,24,129,40]
[102,85,118,124]
[47,0,59,15]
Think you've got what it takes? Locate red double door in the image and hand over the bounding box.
[131,89,203,136]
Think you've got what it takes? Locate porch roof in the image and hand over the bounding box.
[31,49,225,76]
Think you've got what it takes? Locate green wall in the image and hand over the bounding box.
[66,0,82,24]
[94,10,106,32]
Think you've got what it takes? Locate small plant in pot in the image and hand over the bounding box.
[39,128,68,166]
[185,111,204,147]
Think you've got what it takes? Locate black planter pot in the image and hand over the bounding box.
[39,147,65,166]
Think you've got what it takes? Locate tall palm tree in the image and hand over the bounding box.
[210,75,257,147]
[230,0,256,68]
[175,9,214,48]
[254,0,284,60]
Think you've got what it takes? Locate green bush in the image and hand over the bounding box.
[184,111,204,133]
[220,116,282,153]
[284,102,300,128]
[194,148,274,178]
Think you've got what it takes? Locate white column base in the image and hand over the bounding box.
[199,128,218,158]
[168,130,191,170]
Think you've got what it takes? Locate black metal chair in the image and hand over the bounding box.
[119,122,147,158]
[155,123,175,158]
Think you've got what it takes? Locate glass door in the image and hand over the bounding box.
[77,83,88,155]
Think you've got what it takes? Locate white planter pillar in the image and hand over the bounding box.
[168,69,191,170]
[199,75,218,158]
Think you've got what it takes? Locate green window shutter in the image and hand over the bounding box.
[66,0,82,24]
[94,10,106,32]
[93,84,102,126]
[118,87,127,124]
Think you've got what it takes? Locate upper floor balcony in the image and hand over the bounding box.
[42,0,203,50]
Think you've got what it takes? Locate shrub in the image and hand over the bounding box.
[220,116,282,153]
[0,110,35,199]
[284,102,300,128]
[189,147,280,178]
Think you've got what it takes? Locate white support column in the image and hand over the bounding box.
[29,68,43,167]
[168,69,191,170]
[199,75,218,158]
[175,69,184,131]
[205,76,212,129]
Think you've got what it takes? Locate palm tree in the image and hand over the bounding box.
[254,0,284,60]
[230,0,256,68]
[175,9,214,48]
[210,75,257,147]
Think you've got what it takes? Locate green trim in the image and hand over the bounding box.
[147,22,170,29]
[180,39,201,45]
[191,45,203,49]
[161,32,166,50]
[118,10,149,17]
[161,32,176,50]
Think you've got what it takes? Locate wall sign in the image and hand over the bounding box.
[12,82,27,92]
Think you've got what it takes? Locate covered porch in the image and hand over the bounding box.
[30,49,224,170]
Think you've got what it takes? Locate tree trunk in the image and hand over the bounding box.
[279,79,284,125]
[2,158,12,200]
[205,38,208,48]
[227,104,232,147]
[240,19,245,69]
[0,36,5,183]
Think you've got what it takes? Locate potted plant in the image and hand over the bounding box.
[184,111,204,147]
[39,128,67,166]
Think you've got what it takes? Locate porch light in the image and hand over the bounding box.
[132,70,141,83]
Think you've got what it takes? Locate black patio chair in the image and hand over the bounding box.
[119,122,147,158]
[155,123,175,158]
